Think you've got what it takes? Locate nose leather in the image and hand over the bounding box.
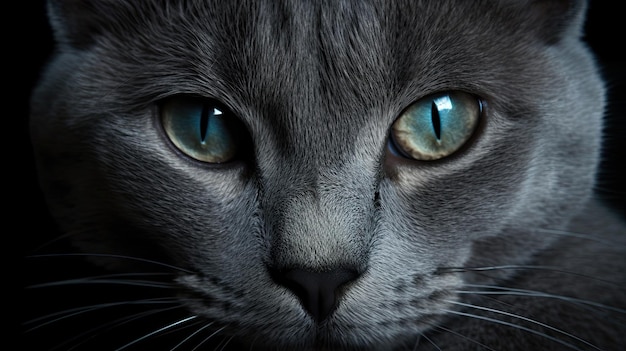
[272,268,359,323]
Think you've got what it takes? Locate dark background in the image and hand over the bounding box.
[16,0,625,348]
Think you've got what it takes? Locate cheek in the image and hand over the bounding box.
[382,164,520,238]
[90,128,261,259]
[375,180,476,269]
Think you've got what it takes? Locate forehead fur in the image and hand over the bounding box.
[44,0,584,159]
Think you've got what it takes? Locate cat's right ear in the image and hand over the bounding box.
[46,0,124,49]
[516,0,589,44]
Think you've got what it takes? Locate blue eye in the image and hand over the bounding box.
[161,97,243,163]
[390,91,481,161]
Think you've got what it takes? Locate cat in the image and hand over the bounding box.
[25,0,626,350]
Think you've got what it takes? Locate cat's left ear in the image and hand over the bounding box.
[517,0,588,44]
[45,0,136,49]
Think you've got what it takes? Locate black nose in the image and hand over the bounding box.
[271,268,359,323]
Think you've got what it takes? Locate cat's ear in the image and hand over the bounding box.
[45,0,131,49]
[522,0,589,44]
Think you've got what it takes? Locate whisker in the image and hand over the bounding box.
[27,272,176,289]
[536,228,625,246]
[411,332,421,351]
[439,265,623,287]
[26,253,195,273]
[25,230,79,254]
[113,315,198,351]
[459,284,626,314]
[246,333,261,351]
[443,309,586,351]
[446,300,602,351]
[216,334,235,351]
[24,297,181,332]
[191,324,229,351]
[432,325,497,351]
[169,321,215,351]
[418,332,442,351]
[440,264,557,273]
[52,305,186,351]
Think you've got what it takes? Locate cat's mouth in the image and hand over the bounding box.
[175,270,461,350]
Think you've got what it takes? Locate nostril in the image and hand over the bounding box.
[271,267,359,323]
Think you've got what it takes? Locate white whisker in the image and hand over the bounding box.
[52,305,185,351]
[246,333,261,351]
[113,315,198,351]
[446,301,602,351]
[441,265,623,286]
[25,231,78,254]
[459,284,626,314]
[433,325,497,351]
[24,297,180,332]
[217,335,235,351]
[443,309,587,351]
[537,228,625,246]
[410,332,421,351]
[191,325,229,351]
[28,272,176,289]
[169,321,215,351]
[419,332,442,351]
[27,253,194,273]
[441,265,557,273]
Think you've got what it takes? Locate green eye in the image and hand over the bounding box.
[390,91,481,161]
[161,97,244,163]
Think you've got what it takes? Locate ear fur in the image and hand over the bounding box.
[46,0,102,48]
[48,0,588,49]
[515,0,588,44]
[46,0,147,49]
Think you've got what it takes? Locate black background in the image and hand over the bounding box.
[16,0,625,348]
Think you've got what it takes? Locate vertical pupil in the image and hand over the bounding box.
[200,104,210,143]
[431,101,441,140]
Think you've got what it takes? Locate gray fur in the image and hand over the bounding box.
[29,0,625,349]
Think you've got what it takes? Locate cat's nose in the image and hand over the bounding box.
[271,268,359,323]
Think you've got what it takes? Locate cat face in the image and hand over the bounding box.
[30,0,605,349]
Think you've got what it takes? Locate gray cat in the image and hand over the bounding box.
[27,0,626,350]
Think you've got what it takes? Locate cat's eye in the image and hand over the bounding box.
[160,97,246,163]
[389,91,481,161]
